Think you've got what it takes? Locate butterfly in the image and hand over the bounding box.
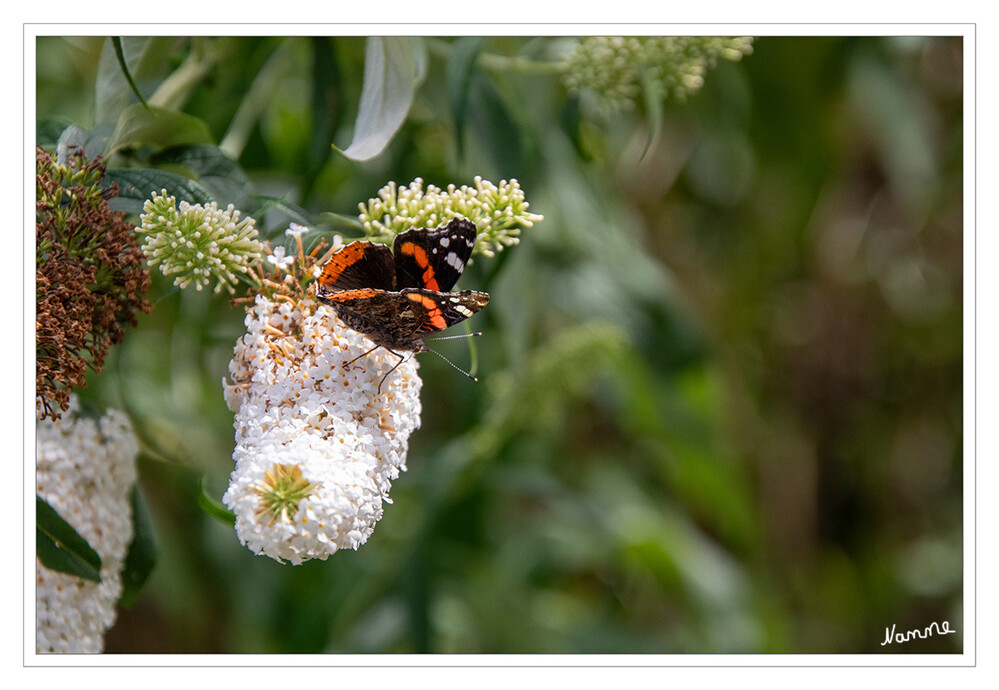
[315,218,489,386]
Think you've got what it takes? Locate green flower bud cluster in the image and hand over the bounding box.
[561,36,754,115]
[358,176,543,258]
[138,191,265,293]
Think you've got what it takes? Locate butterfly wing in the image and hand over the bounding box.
[315,223,487,353]
[321,288,489,352]
[315,241,395,296]
[400,288,490,338]
[393,218,477,292]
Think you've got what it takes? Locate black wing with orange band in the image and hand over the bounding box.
[316,241,395,293]
[322,288,489,351]
[393,218,477,292]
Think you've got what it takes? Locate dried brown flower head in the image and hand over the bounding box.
[36,147,152,420]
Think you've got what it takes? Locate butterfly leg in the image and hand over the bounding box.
[344,344,381,367]
[343,344,410,393]
[376,349,410,393]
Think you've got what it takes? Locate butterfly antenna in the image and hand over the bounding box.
[423,345,478,382]
[424,331,483,343]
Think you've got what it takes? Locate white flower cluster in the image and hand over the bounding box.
[36,397,139,653]
[137,190,265,293]
[358,176,543,257]
[561,36,755,115]
[222,296,422,564]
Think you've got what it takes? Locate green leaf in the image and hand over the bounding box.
[104,167,215,215]
[56,123,114,163]
[36,495,102,583]
[96,36,148,125]
[219,39,297,160]
[147,37,225,112]
[153,144,248,186]
[446,37,485,161]
[559,95,592,162]
[336,37,426,161]
[119,485,158,609]
[112,37,148,108]
[245,194,316,234]
[151,144,252,207]
[301,37,343,196]
[198,478,236,526]
[412,35,429,83]
[639,66,665,159]
[105,103,214,157]
[37,118,73,148]
[316,211,366,233]
[95,37,182,125]
[470,77,524,175]
[56,124,92,161]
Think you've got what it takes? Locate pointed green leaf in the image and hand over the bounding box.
[152,144,252,207]
[96,36,149,125]
[36,495,102,583]
[111,37,148,107]
[639,66,665,159]
[119,485,158,609]
[104,167,215,215]
[316,211,366,232]
[56,123,113,163]
[245,194,316,234]
[37,530,101,583]
[37,119,72,148]
[105,103,213,157]
[446,37,485,160]
[559,95,592,162]
[470,78,524,174]
[152,144,249,186]
[336,37,426,161]
[96,37,181,125]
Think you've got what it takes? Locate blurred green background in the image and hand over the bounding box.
[35,35,964,654]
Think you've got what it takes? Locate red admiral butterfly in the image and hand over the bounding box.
[315,218,489,385]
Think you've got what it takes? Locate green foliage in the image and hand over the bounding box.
[104,166,215,216]
[36,496,102,583]
[36,35,964,655]
[110,37,147,107]
[106,103,215,155]
[336,37,427,161]
[119,486,159,608]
